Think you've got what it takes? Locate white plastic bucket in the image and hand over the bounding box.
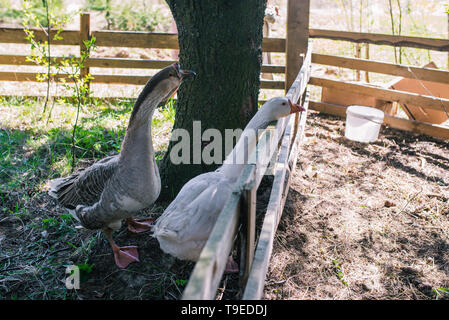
[345,105,384,143]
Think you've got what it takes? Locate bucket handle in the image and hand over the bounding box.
[347,112,384,125]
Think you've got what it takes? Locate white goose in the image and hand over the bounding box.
[48,63,196,268]
[153,97,304,271]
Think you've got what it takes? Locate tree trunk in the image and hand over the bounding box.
[159,0,267,200]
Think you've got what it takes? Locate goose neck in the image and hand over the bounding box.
[219,110,271,179]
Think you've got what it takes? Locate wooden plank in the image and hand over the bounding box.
[91,74,150,85]
[0,71,69,82]
[309,29,449,52]
[0,55,33,65]
[0,72,148,85]
[310,76,449,112]
[0,71,285,88]
[88,76,283,89]
[0,27,79,45]
[0,55,84,66]
[312,53,449,84]
[182,165,255,300]
[262,38,286,53]
[240,185,257,288]
[309,100,449,140]
[260,64,285,74]
[80,13,91,87]
[92,30,285,52]
[260,80,285,90]
[0,54,285,74]
[92,31,179,49]
[243,93,310,300]
[86,57,176,69]
[285,0,310,91]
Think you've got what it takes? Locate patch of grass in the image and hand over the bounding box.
[0,96,176,300]
[433,287,449,300]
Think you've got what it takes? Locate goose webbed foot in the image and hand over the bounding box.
[112,246,140,269]
[224,255,239,274]
[126,217,154,233]
[104,228,140,268]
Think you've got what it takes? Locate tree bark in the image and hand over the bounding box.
[159,0,267,200]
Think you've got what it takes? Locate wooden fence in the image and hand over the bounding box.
[0,13,286,91]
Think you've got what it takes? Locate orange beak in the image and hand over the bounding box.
[288,99,305,114]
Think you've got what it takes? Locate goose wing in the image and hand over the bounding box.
[153,171,233,246]
[48,155,119,209]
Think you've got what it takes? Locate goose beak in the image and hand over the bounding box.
[288,99,305,113]
[179,69,196,80]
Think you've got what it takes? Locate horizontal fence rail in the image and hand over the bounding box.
[0,27,79,45]
[312,53,449,85]
[3,26,448,52]
[309,28,449,52]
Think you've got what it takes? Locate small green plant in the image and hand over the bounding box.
[332,259,349,287]
[22,0,74,115]
[175,279,187,287]
[57,39,97,171]
[76,263,94,282]
[23,0,97,171]
[433,287,449,300]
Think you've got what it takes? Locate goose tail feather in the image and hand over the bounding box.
[48,174,80,209]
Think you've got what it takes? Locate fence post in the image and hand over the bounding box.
[286,0,310,141]
[240,185,257,288]
[80,12,91,93]
[285,0,310,92]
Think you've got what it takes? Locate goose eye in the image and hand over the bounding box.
[282,102,286,105]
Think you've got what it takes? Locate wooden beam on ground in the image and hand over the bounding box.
[309,100,449,140]
[309,29,449,52]
[309,76,449,112]
[312,53,449,85]
[285,0,310,92]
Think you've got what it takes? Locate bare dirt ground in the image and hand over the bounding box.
[263,111,449,300]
